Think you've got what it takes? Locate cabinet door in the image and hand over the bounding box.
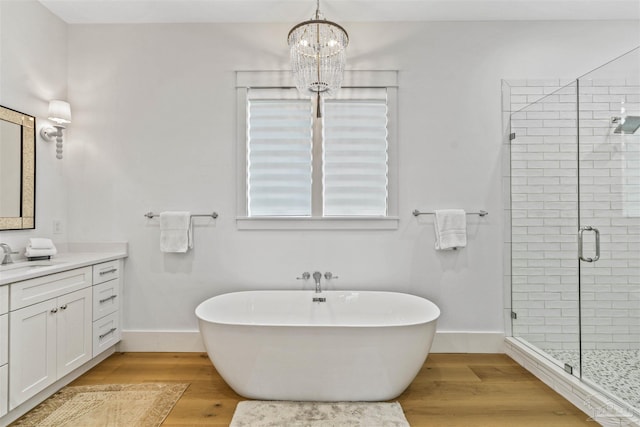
[57,287,93,378]
[0,313,7,366]
[0,364,7,417]
[9,299,57,410]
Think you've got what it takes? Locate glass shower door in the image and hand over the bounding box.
[509,81,581,376]
[577,49,640,414]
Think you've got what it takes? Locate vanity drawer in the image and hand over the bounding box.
[10,267,92,311]
[0,286,7,315]
[0,313,7,366]
[93,280,120,321]
[93,260,120,285]
[93,311,120,357]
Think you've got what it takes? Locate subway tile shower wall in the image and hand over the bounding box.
[509,78,640,352]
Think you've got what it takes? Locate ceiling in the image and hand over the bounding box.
[38,0,640,24]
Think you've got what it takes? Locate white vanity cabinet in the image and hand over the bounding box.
[0,250,127,426]
[92,260,122,356]
[0,285,9,417]
[8,267,93,410]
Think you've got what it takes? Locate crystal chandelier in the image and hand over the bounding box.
[287,0,349,108]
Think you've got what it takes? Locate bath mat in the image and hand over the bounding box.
[11,383,188,427]
[229,401,410,427]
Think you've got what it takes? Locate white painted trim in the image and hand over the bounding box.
[236,216,400,230]
[235,72,400,228]
[236,70,398,88]
[121,330,504,353]
[505,337,640,426]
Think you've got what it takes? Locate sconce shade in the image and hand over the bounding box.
[48,100,71,124]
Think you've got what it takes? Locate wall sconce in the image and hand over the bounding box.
[40,100,71,159]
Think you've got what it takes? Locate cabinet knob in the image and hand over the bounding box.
[60,305,67,310]
[50,308,58,314]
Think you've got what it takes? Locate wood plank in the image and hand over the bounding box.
[63,352,593,426]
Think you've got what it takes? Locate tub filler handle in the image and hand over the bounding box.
[296,272,310,280]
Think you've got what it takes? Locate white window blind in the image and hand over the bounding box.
[247,90,313,216]
[322,91,389,216]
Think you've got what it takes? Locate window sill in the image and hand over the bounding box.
[236,216,400,230]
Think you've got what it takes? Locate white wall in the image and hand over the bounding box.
[0,1,68,250]
[60,20,640,340]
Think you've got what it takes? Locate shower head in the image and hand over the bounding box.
[613,116,640,134]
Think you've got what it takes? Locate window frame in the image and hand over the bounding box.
[236,70,399,230]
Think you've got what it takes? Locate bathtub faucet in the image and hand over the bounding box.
[312,271,322,293]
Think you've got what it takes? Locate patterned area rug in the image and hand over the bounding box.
[11,383,188,427]
[230,401,410,427]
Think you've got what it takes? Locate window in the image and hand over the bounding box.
[236,71,398,230]
[323,93,389,216]
[247,93,313,216]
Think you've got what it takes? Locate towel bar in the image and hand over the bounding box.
[144,211,218,219]
[412,210,488,217]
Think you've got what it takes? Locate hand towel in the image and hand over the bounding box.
[434,209,467,250]
[28,237,55,249]
[160,211,192,253]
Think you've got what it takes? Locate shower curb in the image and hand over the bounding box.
[505,337,640,427]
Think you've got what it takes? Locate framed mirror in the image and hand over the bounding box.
[0,105,35,230]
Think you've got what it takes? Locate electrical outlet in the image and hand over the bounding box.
[53,220,63,234]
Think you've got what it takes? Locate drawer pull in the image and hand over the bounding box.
[99,328,117,340]
[99,268,118,276]
[99,295,117,304]
[60,304,67,310]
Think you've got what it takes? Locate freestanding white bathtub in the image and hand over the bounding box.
[195,290,440,401]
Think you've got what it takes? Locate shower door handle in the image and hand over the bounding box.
[578,226,600,262]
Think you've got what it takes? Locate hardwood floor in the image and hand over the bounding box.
[68,352,593,426]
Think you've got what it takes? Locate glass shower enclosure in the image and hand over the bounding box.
[506,46,640,417]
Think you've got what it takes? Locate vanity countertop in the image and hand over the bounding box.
[0,249,127,286]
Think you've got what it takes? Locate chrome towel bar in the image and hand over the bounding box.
[412,209,488,217]
[144,211,219,219]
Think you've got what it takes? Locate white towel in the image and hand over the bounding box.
[159,211,192,253]
[434,209,467,250]
[28,237,55,249]
[25,246,57,258]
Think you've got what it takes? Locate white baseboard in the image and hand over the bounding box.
[505,337,640,427]
[119,331,206,352]
[431,331,505,353]
[120,330,505,353]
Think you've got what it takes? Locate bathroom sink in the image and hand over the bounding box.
[0,260,55,273]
